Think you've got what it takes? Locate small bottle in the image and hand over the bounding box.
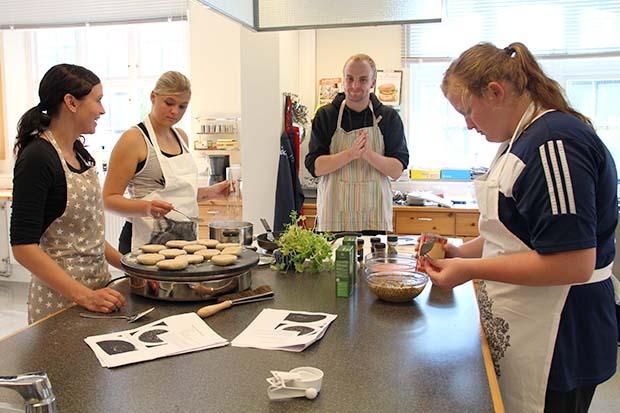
[369,237,381,253]
[387,235,398,256]
[356,238,364,262]
[373,242,386,258]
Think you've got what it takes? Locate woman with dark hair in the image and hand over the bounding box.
[11,63,126,323]
[423,42,618,412]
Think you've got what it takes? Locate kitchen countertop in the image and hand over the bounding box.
[0,189,11,201]
[304,201,479,212]
[0,267,501,412]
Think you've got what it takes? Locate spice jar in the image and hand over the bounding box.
[356,238,364,262]
[373,242,387,258]
[369,237,381,253]
[387,235,398,256]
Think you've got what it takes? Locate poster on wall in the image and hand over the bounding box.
[375,70,402,107]
[318,77,342,107]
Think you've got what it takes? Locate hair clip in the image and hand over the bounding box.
[504,46,516,58]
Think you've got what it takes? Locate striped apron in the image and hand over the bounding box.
[316,101,393,232]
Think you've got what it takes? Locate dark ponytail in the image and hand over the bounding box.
[14,64,101,159]
[14,106,51,156]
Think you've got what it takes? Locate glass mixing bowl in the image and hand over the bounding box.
[364,254,417,275]
[366,270,428,302]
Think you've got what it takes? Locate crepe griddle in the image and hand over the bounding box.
[121,249,260,281]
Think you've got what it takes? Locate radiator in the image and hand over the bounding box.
[104,211,125,249]
[0,201,10,277]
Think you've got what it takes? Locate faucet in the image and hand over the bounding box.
[0,372,57,413]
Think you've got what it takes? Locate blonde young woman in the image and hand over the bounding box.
[11,64,126,323]
[423,42,617,413]
[103,71,229,253]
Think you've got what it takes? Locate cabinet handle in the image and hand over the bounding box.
[415,217,433,222]
[206,210,218,215]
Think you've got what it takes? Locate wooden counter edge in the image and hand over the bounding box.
[472,282,505,413]
[0,305,73,343]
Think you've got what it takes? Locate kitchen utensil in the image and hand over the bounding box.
[266,367,323,400]
[79,307,155,323]
[260,218,275,242]
[418,239,435,257]
[209,221,253,245]
[120,249,259,301]
[256,231,282,253]
[366,271,428,302]
[171,208,203,223]
[196,285,274,318]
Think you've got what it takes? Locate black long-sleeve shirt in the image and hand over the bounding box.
[11,138,89,245]
[304,92,409,177]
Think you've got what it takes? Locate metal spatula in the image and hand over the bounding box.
[79,307,155,323]
[418,239,435,257]
[172,208,203,223]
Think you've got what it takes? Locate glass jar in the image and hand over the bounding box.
[356,238,364,262]
[373,242,387,258]
[387,235,398,256]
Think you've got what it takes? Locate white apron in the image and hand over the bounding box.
[131,116,199,250]
[29,131,110,323]
[475,103,612,412]
[316,101,393,232]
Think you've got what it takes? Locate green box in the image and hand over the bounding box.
[335,244,355,297]
[342,235,357,248]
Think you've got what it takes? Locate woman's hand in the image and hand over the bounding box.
[146,199,174,218]
[210,179,231,198]
[75,287,126,313]
[421,256,473,289]
[443,243,462,258]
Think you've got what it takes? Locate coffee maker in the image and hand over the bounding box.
[208,154,230,186]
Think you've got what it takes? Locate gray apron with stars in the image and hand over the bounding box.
[28,131,110,323]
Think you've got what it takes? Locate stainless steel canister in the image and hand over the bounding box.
[208,221,253,245]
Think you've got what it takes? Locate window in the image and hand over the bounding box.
[30,21,189,157]
[402,0,620,174]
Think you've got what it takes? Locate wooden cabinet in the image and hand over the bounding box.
[394,207,479,237]
[198,198,242,238]
[302,204,317,229]
[302,203,479,237]
[455,212,480,237]
[395,210,455,235]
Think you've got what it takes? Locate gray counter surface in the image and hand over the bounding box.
[0,267,496,412]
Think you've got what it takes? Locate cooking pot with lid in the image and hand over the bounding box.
[209,220,253,245]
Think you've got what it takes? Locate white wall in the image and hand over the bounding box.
[188,1,241,129]
[239,29,282,228]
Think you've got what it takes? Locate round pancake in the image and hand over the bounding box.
[216,242,241,251]
[183,244,207,253]
[156,259,188,271]
[194,249,220,260]
[136,253,165,265]
[175,254,204,265]
[140,244,167,253]
[165,240,191,248]
[211,254,238,266]
[221,246,243,257]
[197,239,219,248]
[159,248,187,259]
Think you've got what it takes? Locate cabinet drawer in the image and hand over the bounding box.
[302,205,317,230]
[455,213,480,237]
[395,211,455,235]
[198,203,243,238]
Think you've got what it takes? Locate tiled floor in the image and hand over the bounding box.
[0,278,618,411]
